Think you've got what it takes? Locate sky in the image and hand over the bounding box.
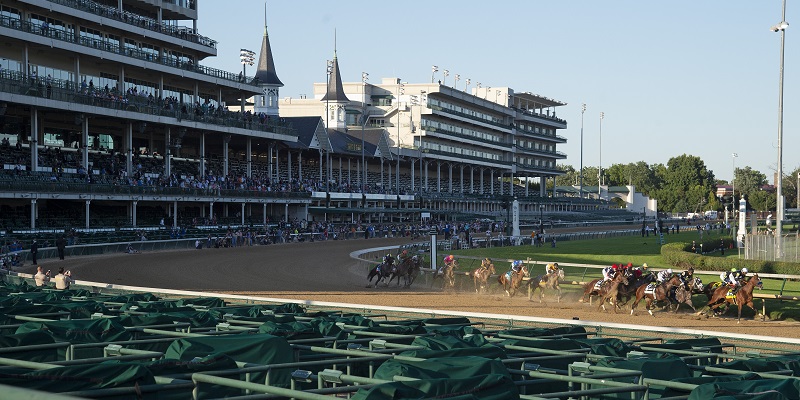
[195,1,796,183]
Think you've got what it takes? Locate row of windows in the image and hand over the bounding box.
[6,9,197,65]
[428,98,505,126]
[515,157,555,169]
[515,139,555,153]
[417,138,502,163]
[515,122,556,136]
[423,119,502,144]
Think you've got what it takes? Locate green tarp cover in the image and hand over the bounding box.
[499,326,587,339]
[310,319,346,340]
[0,363,155,393]
[598,354,692,399]
[347,325,427,345]
[164,333,294,388]
[329,315,375,327]
[264,303,306,314]
[573,337,631,357]
[102,293,160,303]
[500,337,587,352]
[709,357,800,374]
[398,335,507,360]
[258,321,324,340]
[352,374,518,400]
[1,281,39,292]
[424,325,482,336]
[209,305,298,322]
[0,304,68,316]
[16,317,131,343]
[0,330,57,362]
[689,377,800,400]
[177,297,226,308]
[105,353,239,376]
[666,337,723,352]
[374,356,511,381]
[118,311,219,329]
[662,372,773,398]
[43,301,110,319]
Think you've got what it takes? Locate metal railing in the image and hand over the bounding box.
[744,234,800,262]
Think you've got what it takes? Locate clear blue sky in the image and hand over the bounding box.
[196,1,796,183]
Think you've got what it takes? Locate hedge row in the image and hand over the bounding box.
[661,241,800,275]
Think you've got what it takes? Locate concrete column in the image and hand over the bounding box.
[200,132,206,177]
[436,162,441,192]
[85,200,91,229]
[81,117,89,171]
[125,122,133,177]
[273,147,279,182]
[552,177,556,198]
[509,170,514,197]
[74,56,80,91]
[246,137,252,178]
[298,152,302,181]
[118,65,125,93]
[263,203,267,226]
[490,170,494,195]
[23,44,29,78]
[30,107,38,172]
[410,159,415,192]
[164,126,171,176]
[209,202,214,220]
[223,137,229,177]
[459,165,464,193]
[284,203,288,223]
[480,168,485,193]
[132,200,138,227]
[380,159,384,189]
[287,151,292,183]
[30,199,37,230]
[470,166,474,194]
[173,201,178,228]
[448,164,453,193]
[241,203,245,225]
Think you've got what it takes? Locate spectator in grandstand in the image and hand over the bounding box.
[30,239,38,265]
[54,268,73,290]
[34,265,50,287]
[56,236,66,260]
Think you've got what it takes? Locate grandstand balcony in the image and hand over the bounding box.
[0,71,296,139]
[514,144,567,159]
[44,0,215,53]
[418,122,510,150]
[0,14,245,84]
[514,124,568,143]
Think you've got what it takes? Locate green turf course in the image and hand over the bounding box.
[441,230,800,322]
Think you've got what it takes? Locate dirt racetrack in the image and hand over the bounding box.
[24,235,800,340]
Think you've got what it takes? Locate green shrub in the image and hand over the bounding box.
[661,241,800,274]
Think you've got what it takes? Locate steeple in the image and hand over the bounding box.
[254,6,282,87]
[321,54,349,102]
[254,4,281,117]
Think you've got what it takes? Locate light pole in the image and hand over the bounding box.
[442,69,449,86]
[239,49,254,81]
[539,204,544,234]
[361,72,369,193]
[465,78,470,92]
[797,172,799,209]
[431,65,438,83]
[579,103,586,199]
[598,111,604,199]
[454,74,460,89]
[771,0,788,257]
[397,81,404,195]
[732,152,737,210]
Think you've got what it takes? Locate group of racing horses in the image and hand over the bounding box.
[366,255,762,322]
[582,267,763,322]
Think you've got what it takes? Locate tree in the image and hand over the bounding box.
[655,154,715,213]
[605,161,660,196]
[734,166,767,201]
[554,164,578,187]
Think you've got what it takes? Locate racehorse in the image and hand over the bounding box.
[366,262,394,288]
[704,274,762,323]
[581,270,626,304]
[630,275,682,316]
[472,259,496,294]
[433,260,459,290]
[617,271,656,306]
[498,265,529,297]
[671,277,704,313]
[701,281,724,301]
[390,256,423,288]
[527,269,565,303]
[597,272,630,313]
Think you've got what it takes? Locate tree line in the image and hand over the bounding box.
[552,154,800,213]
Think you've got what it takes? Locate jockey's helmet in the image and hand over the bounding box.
[512,260,522,268]
[666,269,673,275]
[401,249,408,256]
[612,264,618,270]
[444,255,454,263]
[731,267,738,272]
[741,267,748,274]
[411,255,419,262]
[642,263,649,269]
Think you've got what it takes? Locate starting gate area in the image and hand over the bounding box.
[1,271,800,399]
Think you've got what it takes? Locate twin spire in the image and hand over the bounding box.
[254,4,282,87]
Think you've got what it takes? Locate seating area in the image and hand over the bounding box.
[0,274,797,399]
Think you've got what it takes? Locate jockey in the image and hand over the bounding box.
[680,267,695,289]
[439,254,455,276]
[382,253,395,271]
[397,249,410,263]
[546,262,559,275]
[632,263,648,279]
[480,257,493,271]
[656,268,673,283]
[510,260,523,273]
[725,267,747,287]
[602,264,617,282]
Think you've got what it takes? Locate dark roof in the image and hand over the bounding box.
[321,55,349,102]
[254,27,283,86]
[282,116,323,149]
[328,129,378,157]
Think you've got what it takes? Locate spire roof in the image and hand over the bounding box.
[254,23,283,86]
[321,55,349,102]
